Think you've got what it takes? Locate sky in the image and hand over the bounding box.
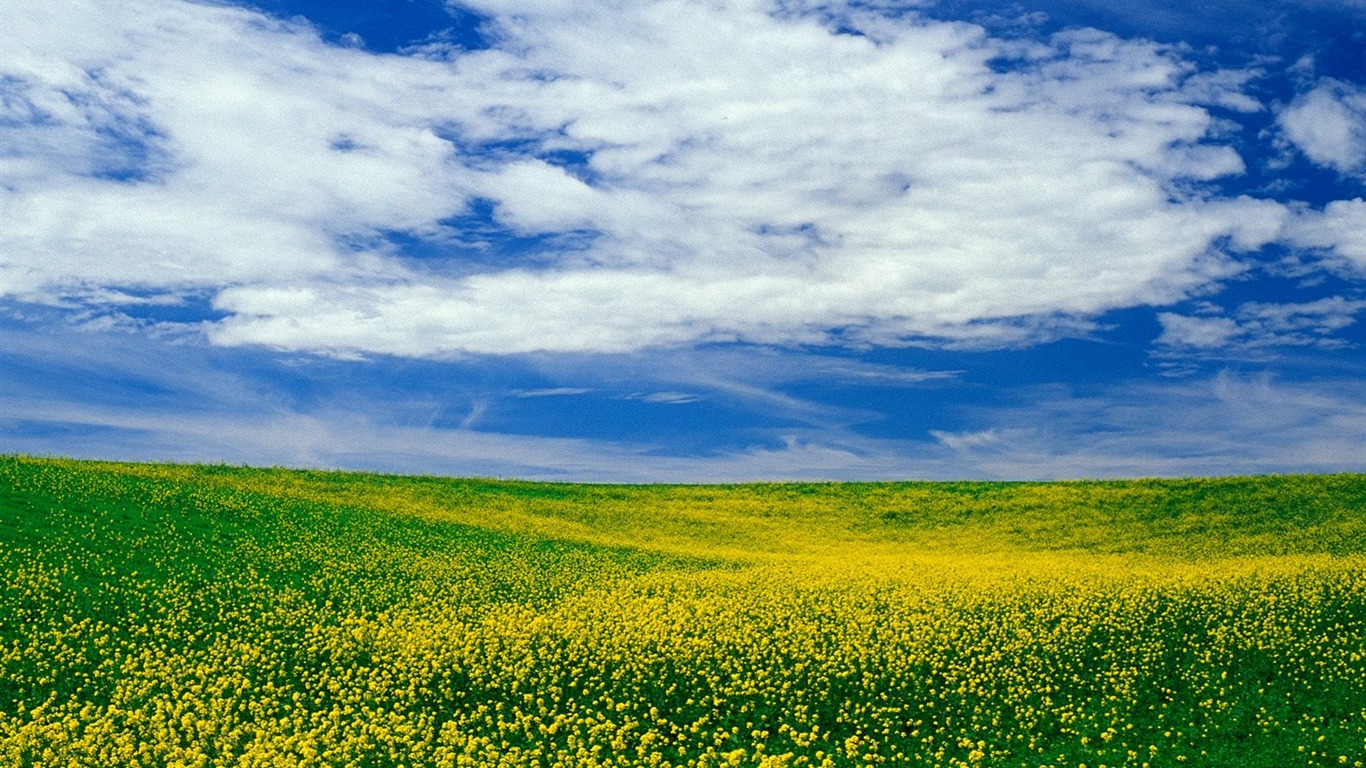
[2,0,1365,481]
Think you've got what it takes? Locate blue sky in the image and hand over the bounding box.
[2,0,1365,480]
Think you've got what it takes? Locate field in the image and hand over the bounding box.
[1,456,1365,767]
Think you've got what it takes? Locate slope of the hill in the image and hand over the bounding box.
[2,456,1364,767]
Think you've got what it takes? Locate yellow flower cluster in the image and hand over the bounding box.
[2,457,1365,767]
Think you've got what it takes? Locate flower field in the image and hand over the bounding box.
[2,456,1365,767]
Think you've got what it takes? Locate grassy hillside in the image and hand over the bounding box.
[1,456,1364,767]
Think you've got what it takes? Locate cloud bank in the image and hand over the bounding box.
[1,0,1317,358]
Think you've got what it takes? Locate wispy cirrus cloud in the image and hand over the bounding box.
[623,391,704,405]
[926,372,1366,479]
[513,387,596,398]
[8,315,1366,481]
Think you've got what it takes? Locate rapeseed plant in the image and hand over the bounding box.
[1,456,1364,766]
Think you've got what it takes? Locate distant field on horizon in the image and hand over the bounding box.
[2,456,1364,767]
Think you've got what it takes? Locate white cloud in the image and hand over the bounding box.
[1156,296,1366,353]
[929,428,1002,451]
[1278,79,1366,176]
[2,0,1295,356]
[1154,312,1241,349]
[0,0,468,297]
[514,387,595,398]
[625,391,703,404]
[1284,198,1366,272]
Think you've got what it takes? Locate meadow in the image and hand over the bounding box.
[1,455,1364,767]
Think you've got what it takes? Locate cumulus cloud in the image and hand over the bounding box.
[1154,312,1242,349]
[1284,198,1366,272]
[2,0,1294,357]
[1156,296,1366,353]
[1278,79,1366,176]
[0,0,468,299]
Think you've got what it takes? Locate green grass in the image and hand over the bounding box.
[1,455,1364,767]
